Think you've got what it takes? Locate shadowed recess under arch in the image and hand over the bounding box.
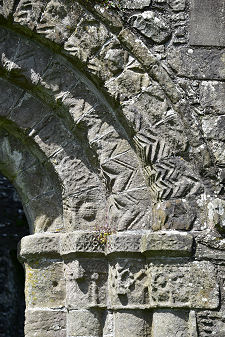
[0,173,29,337]
[0,122,63,233]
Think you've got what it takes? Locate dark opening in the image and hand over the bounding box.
[0,174,29,337]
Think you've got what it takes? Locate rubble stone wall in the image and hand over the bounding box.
[0,0,224,336]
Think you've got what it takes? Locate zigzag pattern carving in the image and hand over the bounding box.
[134,129,168,165]
[134,129,202,201]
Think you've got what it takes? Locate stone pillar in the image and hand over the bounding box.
[19,234,66,337]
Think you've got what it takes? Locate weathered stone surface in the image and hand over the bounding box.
[109,259,219,309]
[209,140,225,166]
[199,81,225,115]
[207,198,225,234]
[109,258,148,308]
[13,0,44,29]
[19,233,61,260]
[141,232,193,256]
[201,112,225,167]
[0,131,64,233]
[64,13,110,63]
[114,310,152,337]
[147,261,219,309]
[0,79,24,117]
[60,232,105,255]
[36,0,76,44]
[0,0,14,18]
[202,115,225,141]
[25,310,66,337]
[195,243,225,261]
[67,309,102,336]
[167,47,225,80]
[65,258,108,309]
[169,0,186,11]
[197,311,225,337]
[119,0,151,8]
[107,233,142,254]
[9,93,51,131]
[24,191,64,233]
[190,0,225,47]
[151,309,197,337]
[105,67,150,101]
[25,260,65,308]
[131,11,171,43]
[102,311,114,337]
[152,200,197,231]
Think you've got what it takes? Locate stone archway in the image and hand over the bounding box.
[0,0,220,233]
[0,1,224,336]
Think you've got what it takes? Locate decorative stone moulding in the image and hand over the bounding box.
[19,230,194,258]
[19,231,220,311]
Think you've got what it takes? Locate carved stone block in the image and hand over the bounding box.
[0,0,14,18]
[19,234,61,260]
[14,0,44,30]
[109,258,149,308]
[107,233,142,254]
[65,258,108,309]
[197,311,225,337]
[152,199,196,231]
[148,261,219,309]
[109,259,219,309]
[195,243,225,261]
[60,232,105,256]
[199,81,225,115]
[131,12,171,43]
[141,232,194,256]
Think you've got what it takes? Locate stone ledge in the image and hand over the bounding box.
[19,231,194,259]
[60,231,105,256]
[18,233,61,260]
[107,233,142,255]
[195,243,225,261]
[141,232,194,257]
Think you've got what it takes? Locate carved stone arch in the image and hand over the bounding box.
[2,0,217,234]
[0,2,224,337]
[0,36,152,232]
[0,94,64,232]
[0,2,212,232]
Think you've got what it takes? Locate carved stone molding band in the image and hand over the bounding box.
[19,231,219,311]
[19,231,194,258]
